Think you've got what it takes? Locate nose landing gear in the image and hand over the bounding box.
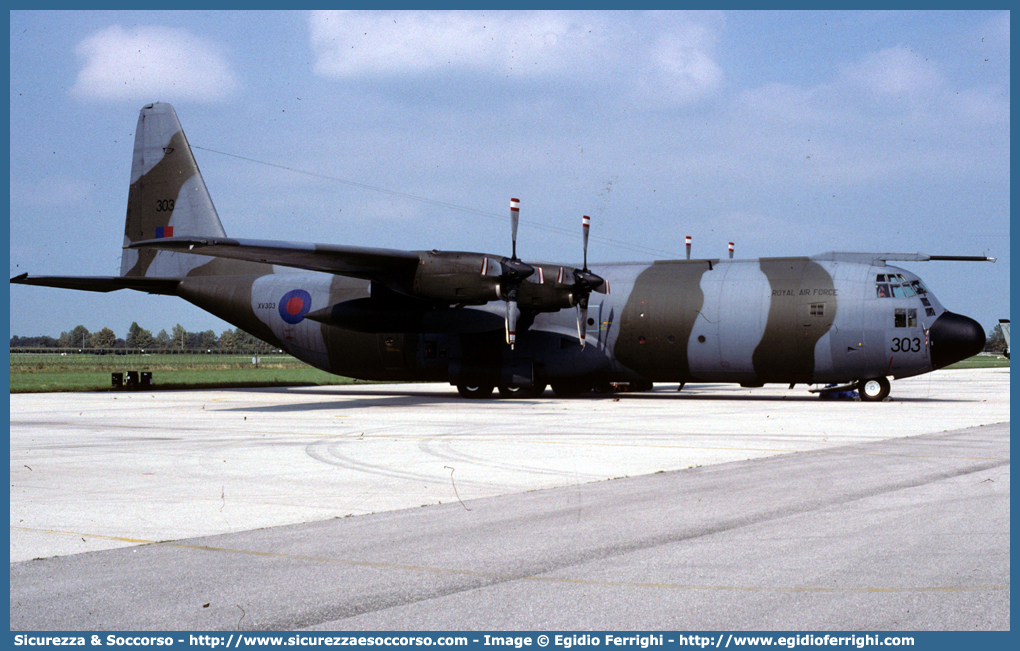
[857,376,891,402]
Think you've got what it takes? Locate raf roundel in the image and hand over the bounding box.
[278,289,312,324]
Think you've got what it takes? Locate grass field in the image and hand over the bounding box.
[946,353,1011,370]
[8,353,361,393]
[8,350,1007,393]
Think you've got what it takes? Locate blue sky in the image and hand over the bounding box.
[9,10,1010,340]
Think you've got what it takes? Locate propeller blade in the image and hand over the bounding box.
[506,293,519,348]
[576,296,589,349]
[582,215,590,270]
[510,198,520,260]
[573,215,603,346]
[497,198,534,347]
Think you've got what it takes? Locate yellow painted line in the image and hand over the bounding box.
[12,526,1008,594]
[11,526,155,545]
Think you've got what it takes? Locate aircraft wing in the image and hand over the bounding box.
[129,236,422,289]
[130,236,587,316]
[9,274,181,294]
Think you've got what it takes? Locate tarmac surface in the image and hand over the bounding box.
[9,368,1011,630]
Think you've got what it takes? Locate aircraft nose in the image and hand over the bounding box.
[929,311,985,369]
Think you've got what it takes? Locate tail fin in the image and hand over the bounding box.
[121,102,227,277]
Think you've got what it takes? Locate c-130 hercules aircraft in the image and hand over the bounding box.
[12,103,992,401]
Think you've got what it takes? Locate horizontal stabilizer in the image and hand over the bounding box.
[10,273,180,295]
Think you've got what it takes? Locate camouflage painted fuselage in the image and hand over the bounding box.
[169,251,965,390]
[13,102,986,398]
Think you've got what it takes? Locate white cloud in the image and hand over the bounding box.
[71,25,240,102]
[309,10,579,77]
[309,10,723,105]
[704,36,1010,191]
[636,22,723,106]
[841,46,944,98]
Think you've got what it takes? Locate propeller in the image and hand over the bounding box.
[482,198,537,348]
[557,215,609,348]
[479,200,606,349]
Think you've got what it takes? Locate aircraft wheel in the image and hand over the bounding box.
[551,381,591,398]
[857,377,890,402]
[457,384,494,399]
[497,383,546,399]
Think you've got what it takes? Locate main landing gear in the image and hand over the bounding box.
[456,380,656,399]
[456,383,548,399]
[456,384,494,399]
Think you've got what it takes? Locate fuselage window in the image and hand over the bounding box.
[810,303,825,317]
[894,308,918,328]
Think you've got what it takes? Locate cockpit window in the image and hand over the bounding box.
[876,274,926,299]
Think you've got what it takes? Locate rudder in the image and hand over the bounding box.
[121,102,227,277]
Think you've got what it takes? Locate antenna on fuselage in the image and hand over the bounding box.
[685,236,692,260]
[728,242,734,259]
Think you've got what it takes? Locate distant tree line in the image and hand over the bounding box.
[10,322,1010,356]
[10,322,279,353]
[984,323,1007,354]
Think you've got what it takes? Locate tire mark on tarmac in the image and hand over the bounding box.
[82,452,1008,630]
